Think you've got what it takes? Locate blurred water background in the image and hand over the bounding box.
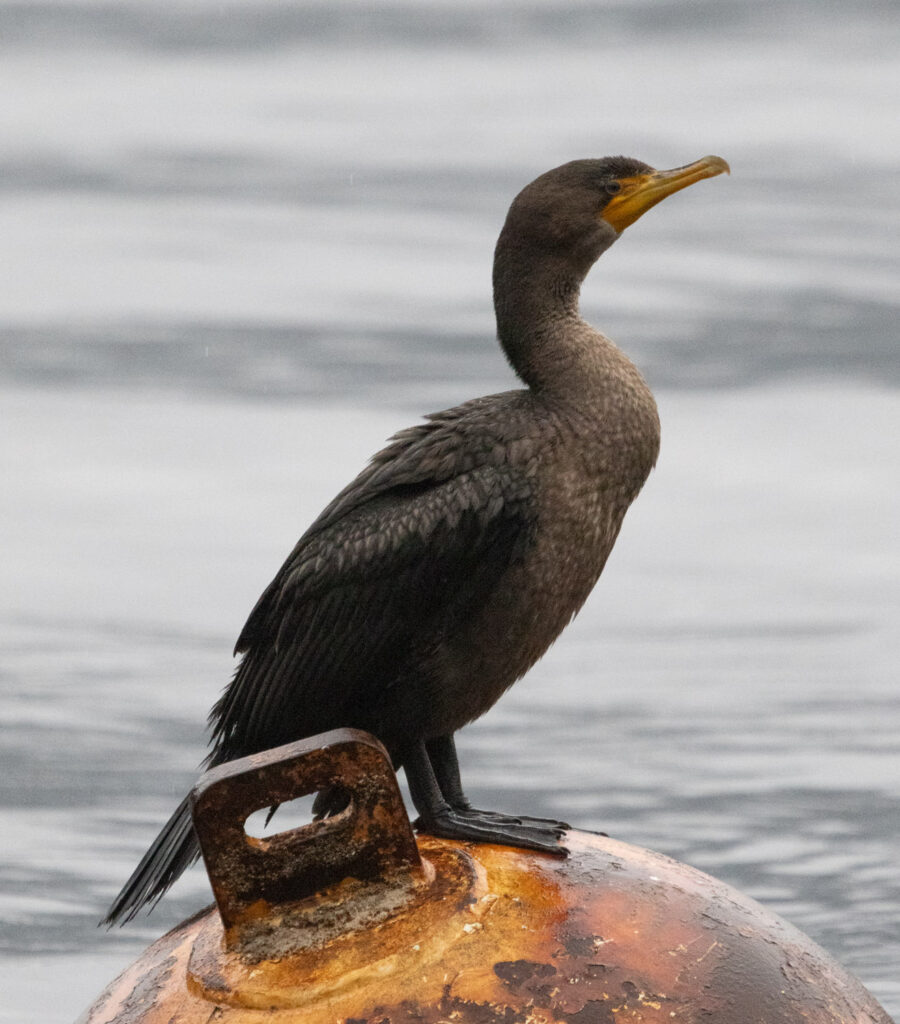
[1,1,898,1020]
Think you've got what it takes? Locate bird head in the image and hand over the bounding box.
[500,154,730,272]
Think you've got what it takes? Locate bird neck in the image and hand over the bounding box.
[492,239,617,400]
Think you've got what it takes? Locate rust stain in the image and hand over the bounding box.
[191,730,422,940]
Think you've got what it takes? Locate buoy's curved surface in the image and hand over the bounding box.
[82,828,891,1024]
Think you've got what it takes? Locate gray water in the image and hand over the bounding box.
[1,1,898,1020]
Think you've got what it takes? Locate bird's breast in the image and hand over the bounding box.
[431,429,649,732]
[408,382,659,737]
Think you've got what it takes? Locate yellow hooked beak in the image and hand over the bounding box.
[600,155,730,232]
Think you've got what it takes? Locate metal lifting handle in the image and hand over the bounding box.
[190,728,422,934]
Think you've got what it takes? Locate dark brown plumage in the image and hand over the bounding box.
[105,153,728,924]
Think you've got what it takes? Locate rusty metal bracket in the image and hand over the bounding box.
[190,728,422,936]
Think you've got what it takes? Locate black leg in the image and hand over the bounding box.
[425,734,470,809]
[404,737,568,856]
[403,738,451,820]
[426,733,571,830]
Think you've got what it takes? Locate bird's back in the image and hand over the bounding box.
[208,390,540,764]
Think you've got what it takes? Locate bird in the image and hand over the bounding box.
[104,153,729,925]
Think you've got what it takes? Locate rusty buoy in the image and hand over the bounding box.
[79,730,892,1024]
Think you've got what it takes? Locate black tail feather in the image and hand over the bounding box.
[102,794,200,926]
[311,785,350,819]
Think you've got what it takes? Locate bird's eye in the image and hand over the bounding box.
[604,181,622,196]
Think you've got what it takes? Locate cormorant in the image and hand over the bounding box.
[105,153,729,924]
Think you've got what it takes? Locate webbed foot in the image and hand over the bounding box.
[455,806,571,830]
[414,808,568,856]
